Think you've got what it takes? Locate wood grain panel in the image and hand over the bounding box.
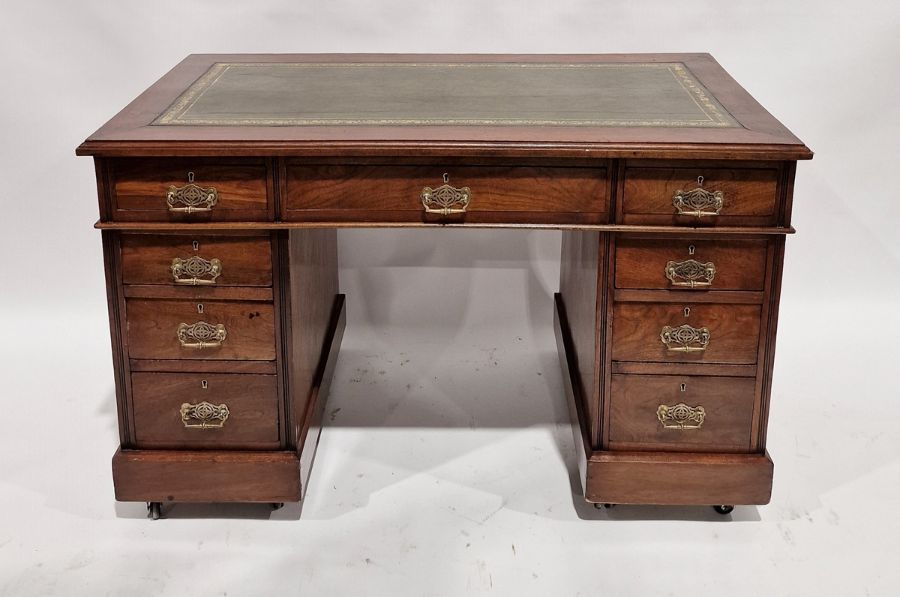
[129,359,277,374]
[112,449,301,503]
[131,372,279,449]
[609,374,755,452]
[283,229,340,452]
[622,165,779,226]
[585,451,773,505]
[121,233,272,286]
[611,302,761,364]
[111,158,269,221]
[559,231,603,447]
[615,237,768,291]
[126,299,276,361]
[284,164,608,223]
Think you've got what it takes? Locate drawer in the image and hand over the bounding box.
[121,234,273,287]
[609,374,755,452]
[615,238,768,291]
[126,299,276,361]
[110,158,270,221]
[611,303,761,364]
[621,165,779,226]
[284,164,609,224]
[131,372,279,449]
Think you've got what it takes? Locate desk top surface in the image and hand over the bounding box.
[78,54,811,159]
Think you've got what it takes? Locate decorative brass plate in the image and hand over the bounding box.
[166,183,218,213]
[672,187,724,217]
[176,321,227,349]
[171,256,222,285]
[180,401,230,429]
[665,259,716,288]
[421,175,471,215]
[660,324,710,352]
[657,403,706,430]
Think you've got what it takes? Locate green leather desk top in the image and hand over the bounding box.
[155,62,738,128]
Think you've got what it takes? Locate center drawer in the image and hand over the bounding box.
[131,372,280,449]
[126,299,276,361]
[611,302,761,364]
[283,163,609,224]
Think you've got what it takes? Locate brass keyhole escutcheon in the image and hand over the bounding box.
[201,380,208,389]
[197,303,204,314]
[684,307,691,317]
[680,383,687,392]
[688,244,696,256]
[192,240,200,251]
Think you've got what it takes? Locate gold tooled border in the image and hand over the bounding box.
[154,62,739,128]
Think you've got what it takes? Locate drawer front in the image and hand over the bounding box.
[609,374,755,452]
[121,234,273,287]
[611,303,761,364]
[131,372,279,449]
[615,238,768,291]
[284,164,609,223]
[621,166,779,226]
[126,299,276,361]
[111,159,270,221]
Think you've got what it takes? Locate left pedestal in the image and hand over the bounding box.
[100,217,344,507]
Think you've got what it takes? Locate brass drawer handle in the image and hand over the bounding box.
[171,256,222,285]
[421,173,470,215]
[176,321,227,349]
[180,401,230,429]
[665,259,716,288]
[657,403,706,429]
[166,172,218,213]
[672,176,723,217]
[660,324,710,352]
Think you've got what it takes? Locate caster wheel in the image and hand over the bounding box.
[593,503,615,509]
[713,505,734,515]
[270,503,284,511]
[147,502,162,520]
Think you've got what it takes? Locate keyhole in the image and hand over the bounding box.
[197,303,204,314]
[697,175,704,186]
[688,244,696,256]
[684,307,691,317]
[680,383,687,392]
[188,171,195,183]
[192,240,199,251]
[201,380,208,390]
[443,172,450,184]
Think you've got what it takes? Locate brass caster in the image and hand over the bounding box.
[713,505,734,515]
[270,503,284,511]
[147,502,162,520]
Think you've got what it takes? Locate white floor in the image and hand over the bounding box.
[2,266,898,596]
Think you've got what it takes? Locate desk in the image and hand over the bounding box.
[77,54,811,518]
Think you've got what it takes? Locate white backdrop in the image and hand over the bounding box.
[1,1,899,595]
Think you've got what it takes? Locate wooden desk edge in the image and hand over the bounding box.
[94,220,797,235]
[76,140,814,160]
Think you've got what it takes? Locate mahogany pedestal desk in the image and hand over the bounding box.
[77,54,811,519]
